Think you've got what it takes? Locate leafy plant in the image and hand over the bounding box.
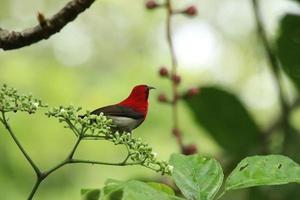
[84,154,300,200]
[0,84,171,199]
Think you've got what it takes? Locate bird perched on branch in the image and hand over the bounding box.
[91,85,155,132]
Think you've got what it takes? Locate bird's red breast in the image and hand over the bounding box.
[91,85,155,132]
[118,84,151,116]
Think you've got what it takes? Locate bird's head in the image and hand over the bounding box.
[130,84,155,100]
[118,84,155,115]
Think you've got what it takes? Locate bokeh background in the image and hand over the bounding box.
[1,0,300,199]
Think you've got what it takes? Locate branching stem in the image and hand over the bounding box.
[0,114,151,199]
[0,112,41,176]
[166,0,183,149]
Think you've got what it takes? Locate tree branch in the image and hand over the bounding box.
[0,0,96,50]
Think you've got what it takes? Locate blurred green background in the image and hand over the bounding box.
[1,0,300,199]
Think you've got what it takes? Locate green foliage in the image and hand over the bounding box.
[170,154,223,200]
[46,104,172,174]
[101,179,180,200]
[184,87,260,155]
[147,182,175,196]
[0,84,47,114]
[0,84,172,199]
[88,154,300,200]
[225,155,300,191]
[277,14,300,92]
[81,189,101,200]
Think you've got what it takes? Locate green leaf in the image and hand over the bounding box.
[123,181,181,200]
[225,155,300,191]
[184,87,260,155]
[169,153,224,200]
[102,179,126,200]
[102,179,181,200]
[147,182,175,195]
[81,189,101,200]
[277,14,300,92]
[103,179,126,195]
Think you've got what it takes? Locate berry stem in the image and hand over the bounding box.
[165,0,183,150]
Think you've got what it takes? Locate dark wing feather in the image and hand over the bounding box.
[91,105,144,120]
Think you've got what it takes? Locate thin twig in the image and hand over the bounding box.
[252,0,288,117]
[67,137,82,159]
[0,0,96,50]
[251,0,292,150]
[0,112,41,176]
[27,178,43,200]
[65,119,79,136]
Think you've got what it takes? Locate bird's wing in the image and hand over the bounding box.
[91,105,144,120]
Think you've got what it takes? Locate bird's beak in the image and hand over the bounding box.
[148,86,156,90]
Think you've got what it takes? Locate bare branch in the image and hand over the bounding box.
[0,0,95,50]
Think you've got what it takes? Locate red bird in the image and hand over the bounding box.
[91,85,155,132]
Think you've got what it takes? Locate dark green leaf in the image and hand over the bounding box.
[81,189,101,200]
[184,87,260,155]
[103,179,125,195]
[170,154,223,200]
[225,155,300,191]
[277,14,300,91]
[102,179,126,200]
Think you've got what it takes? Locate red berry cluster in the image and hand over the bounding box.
[146,0,199,155]
[145,0,198,17]
[158,66,199,102]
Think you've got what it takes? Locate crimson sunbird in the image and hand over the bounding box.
[91,85,155,132]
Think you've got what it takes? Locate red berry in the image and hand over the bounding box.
[184,6,197,16]
[159,67,169,77]
[172,74,181,85]
[182,144,198,155]
[158,93,168,102]
[146,0,158,9]
[187,87,199,97]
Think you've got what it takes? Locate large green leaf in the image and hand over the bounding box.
[169,154,223,200]
[277,14,300,91]
[102,179,181,200]
[81,189,101,200]
[225,155,300,191]
[184,87,260,155]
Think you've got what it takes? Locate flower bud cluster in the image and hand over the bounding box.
[0,84,47,114]
[106,132,172,175]
[45,106,113,136]
[145,1,198,17]
[46,106,172,174]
